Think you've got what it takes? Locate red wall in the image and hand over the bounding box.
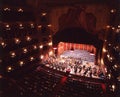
[57,42,96,55]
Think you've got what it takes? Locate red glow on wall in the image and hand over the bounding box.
[58,42,96,55]
[61,76,67,84]
[101,83,106,93]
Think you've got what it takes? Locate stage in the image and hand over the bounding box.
[42,49,105,79]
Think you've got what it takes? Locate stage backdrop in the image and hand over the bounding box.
[57,42,96,55]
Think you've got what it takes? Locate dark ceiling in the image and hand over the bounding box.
[1,0,119,7]
[52,27,103,49]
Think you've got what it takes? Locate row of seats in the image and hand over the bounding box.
[14,67,62,97]
[0,65,107,97]
[14,66,106,97]
[57,79,104,97]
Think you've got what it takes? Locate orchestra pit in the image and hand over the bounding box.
[0,0,120,97]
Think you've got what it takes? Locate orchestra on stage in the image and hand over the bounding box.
[42,49,105,79]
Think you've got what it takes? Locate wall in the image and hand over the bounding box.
[49,4,110,34]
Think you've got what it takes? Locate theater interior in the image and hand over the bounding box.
[0,0,120,97]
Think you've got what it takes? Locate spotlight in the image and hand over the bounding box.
[0,75,2,79]
[6,24,10,28]
[104,68,107,73]
[42,13,47,16]
[53,47,57,50]
[5,24,11,30]
[1,42,6,48]
[113,64,118,70]
[19,61,24,66]
[48,42,52,46]
[23,48,28,53]
[114,64,118,68]
[19,24,23,27]
[118,25,120,28]
[39,45,43,49]
[4,8,10,11]
[30,56,34,61]
[7,66,13,72]
[112,27,115,30]
[107,54,110,58]
[14,38,21,44]
[103,47,107,53]
[106,25,110,28]
[18,8,23,12]
[49,51,53,56]
[10,51,16,58]
[38,25,42,29]
[110,9,116,13]
[40,55,44,59]
[19,23,24,29]
[110,84,116,92]
[108,73,111,79]
[30,23,34,28]
[47,24,52,27]
[0,59,2,63]
[33,45,37,50]
[26,36,31,41]
[49,35,52,38]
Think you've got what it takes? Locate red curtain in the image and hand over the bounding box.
[58,42,96,55]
